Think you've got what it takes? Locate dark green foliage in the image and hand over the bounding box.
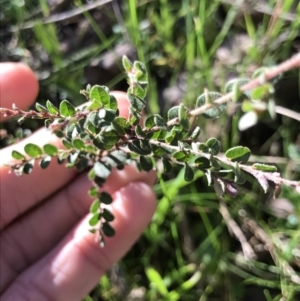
[7,55,299,250]
[99,192,113,205]
[40,156,51,169]
[140,156,153,171]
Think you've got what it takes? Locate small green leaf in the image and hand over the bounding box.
[135,124,146,137]
[251,84,271,100]
[35,103,47,112]
[252,163,277,172]
[72,138,85,150]
[152,145,167,157]
[167,106,179,121]
[100,191,113,204]
[90,198,100,214]
[12,150,26,160]
[198,143,209,153]
[173,151,191,162]
[122,55,132,72]
[133,84,147,99]
[225,146,251,164]
[88,100,102,110]
[59,99,76,117]
[102,208,114,222]
[128,93,146,112]
[128,139,152,155]
[196,92,226,119]
[40,156,51,169]
[88,186,98,198]
[62,138,73,150]
[102,222,115,237]
[162,158,172,173]
[89,85,110,104]
[46,100,59,114]
[178,103,189,130]
[206,138,221,155]
[24,143,43,158]
[112,117,130,135]
[194,157,210,169]
[133,61,148,84]
[184,163,194,182]
[145,114,165,129]
[148,129,167,140]
[225,78,250,101]
[165,126,184,145]
[139,156,153,171]
[43,144,58,156]
[98,129,119,148]
[89,213,100,226]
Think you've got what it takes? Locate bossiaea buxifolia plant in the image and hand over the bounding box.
[1,54,300,246]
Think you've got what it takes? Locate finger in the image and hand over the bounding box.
[0,63,39,121]
[2,182,156,301]
[1,165,156,291]
[0,91,130,230]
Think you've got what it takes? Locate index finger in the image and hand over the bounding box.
[0,63,39,121]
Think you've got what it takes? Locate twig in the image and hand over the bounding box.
[217,195,256,260]
[162,52,300,128]
[149,140,300,193]
[275,106,300,122]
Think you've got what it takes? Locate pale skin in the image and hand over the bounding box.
[0,63,157,301]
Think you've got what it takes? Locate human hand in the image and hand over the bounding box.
[0,63,156,301]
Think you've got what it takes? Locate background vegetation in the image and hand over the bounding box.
[1,0,300,300]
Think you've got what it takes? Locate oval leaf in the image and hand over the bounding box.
[40,156,51,169]
[59,99,76,117]
[252,163,277,172]
[184,163,194,182]
[102,222,115,237]
[43,144,58,156]
[225,146,251,164]
[206,138,221,155]
[90,198,100,214]
[12,150,26,160]
[72,138,85,150]
[139,156,153,172]
[99,191,113,204]
[24,143,43,158]
[89,213,100,226]
[46,100,59,114]
[102,208,114,222]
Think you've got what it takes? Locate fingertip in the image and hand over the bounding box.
[0,63,39,120]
